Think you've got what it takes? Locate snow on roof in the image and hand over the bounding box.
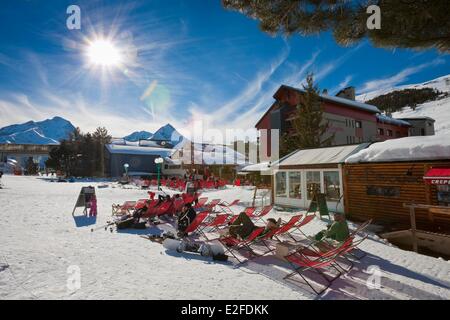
[377,114,411,127]
[280,85,381,114]
[278,143,370,167]
[396,116,436,122]
[105,144,172,156]
[345,135,450,163]
[240,162,271,172]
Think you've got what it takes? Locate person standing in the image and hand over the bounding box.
[89,194,98,217]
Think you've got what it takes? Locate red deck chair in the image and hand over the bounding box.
[218,199,240,214]
[251,205,273,223]
[250,215,304,255]
[204,199,221,212]
[172,198,185,214]
[141,200,167,218]
[183,211,209,235]
[284,250,344,295]
[194,197,208,209]
[218,227,265,263]
[155,201,173,217]
[198,214,230,240]
[112,201,137,215]
[292,215,316,239]
[243,207,257,217]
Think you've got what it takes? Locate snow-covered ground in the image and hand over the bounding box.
[0,175,449,300]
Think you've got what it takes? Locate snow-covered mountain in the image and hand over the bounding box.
[0,116,76,145]
[356,74,450,136]
[123,131,153,142]
[151,123,184,144]
[357,74,450,102]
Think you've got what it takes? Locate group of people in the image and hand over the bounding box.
[176,197,350,245]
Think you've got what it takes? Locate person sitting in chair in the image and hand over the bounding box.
[222,212,280,240]
[177,203,197,237]
[314,212,349,242]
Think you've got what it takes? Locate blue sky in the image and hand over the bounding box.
[0,0,449,137]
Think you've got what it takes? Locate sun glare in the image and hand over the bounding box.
[86,39,122,67]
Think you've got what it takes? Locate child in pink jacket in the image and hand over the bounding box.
[89,195,98,217]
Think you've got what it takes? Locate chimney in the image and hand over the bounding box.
[322,89,328,95]
[336,86,356,101]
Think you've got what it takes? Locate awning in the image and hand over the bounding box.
[423,168,450,185]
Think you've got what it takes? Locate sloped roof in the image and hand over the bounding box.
[278,143,370,167]
[346,135,450,163]
[277,85,381,113]
[377,114,411,127]
[105,144,172,156]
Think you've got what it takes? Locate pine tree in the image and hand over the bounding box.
[222,0,450,52]
[93,127,112,177]
[282,74,333,155]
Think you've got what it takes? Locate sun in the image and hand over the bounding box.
[86,39,122,67]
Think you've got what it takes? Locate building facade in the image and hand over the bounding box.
[396,117,436,136]
[256,85,412,155]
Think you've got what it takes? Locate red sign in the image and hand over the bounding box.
[423,168,450,185]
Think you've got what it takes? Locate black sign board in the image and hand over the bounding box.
[72,186,96,216]
[308,192,330,219]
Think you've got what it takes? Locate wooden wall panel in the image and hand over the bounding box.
[343,161,450,233]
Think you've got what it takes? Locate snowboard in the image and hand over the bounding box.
[162,238,225,257]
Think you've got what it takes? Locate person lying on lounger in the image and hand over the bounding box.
[221,212,281,240]
[314,212,349,242]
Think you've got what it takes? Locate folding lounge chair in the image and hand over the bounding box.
[112,201,137,216]
[243,207,257,217]
[155,201,173,217]
[251,205,273,223]
[250,215,304,255]
[284,249,345,295]
[183,211,209,236]
[291,215,316,240]
[217,199,239,215]
[203,199,221,212]
[194,197,208,209]
[197,214,231,240]
[218,227,265,263]
[317,220,372,261]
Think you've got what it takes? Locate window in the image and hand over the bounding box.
[367,186,400,197]
[306,171,321,200]
[288,172,302,199]
[355,121,362,128]
[324,171,341,201]
[387,129,393,137]
[275,172,287,198]
[421,128,426,136]
[378,128,384,135]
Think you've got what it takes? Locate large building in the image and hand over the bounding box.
[396,117,436,136]
[256,85,415,155]
[0,143,53,172]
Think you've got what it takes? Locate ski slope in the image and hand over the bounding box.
[356,74,450,136]
[0,175,449,300]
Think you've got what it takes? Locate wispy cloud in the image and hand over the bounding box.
[358,58,445,94]
[329,75,353,94]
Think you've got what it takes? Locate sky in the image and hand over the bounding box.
[0,0,449,139]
